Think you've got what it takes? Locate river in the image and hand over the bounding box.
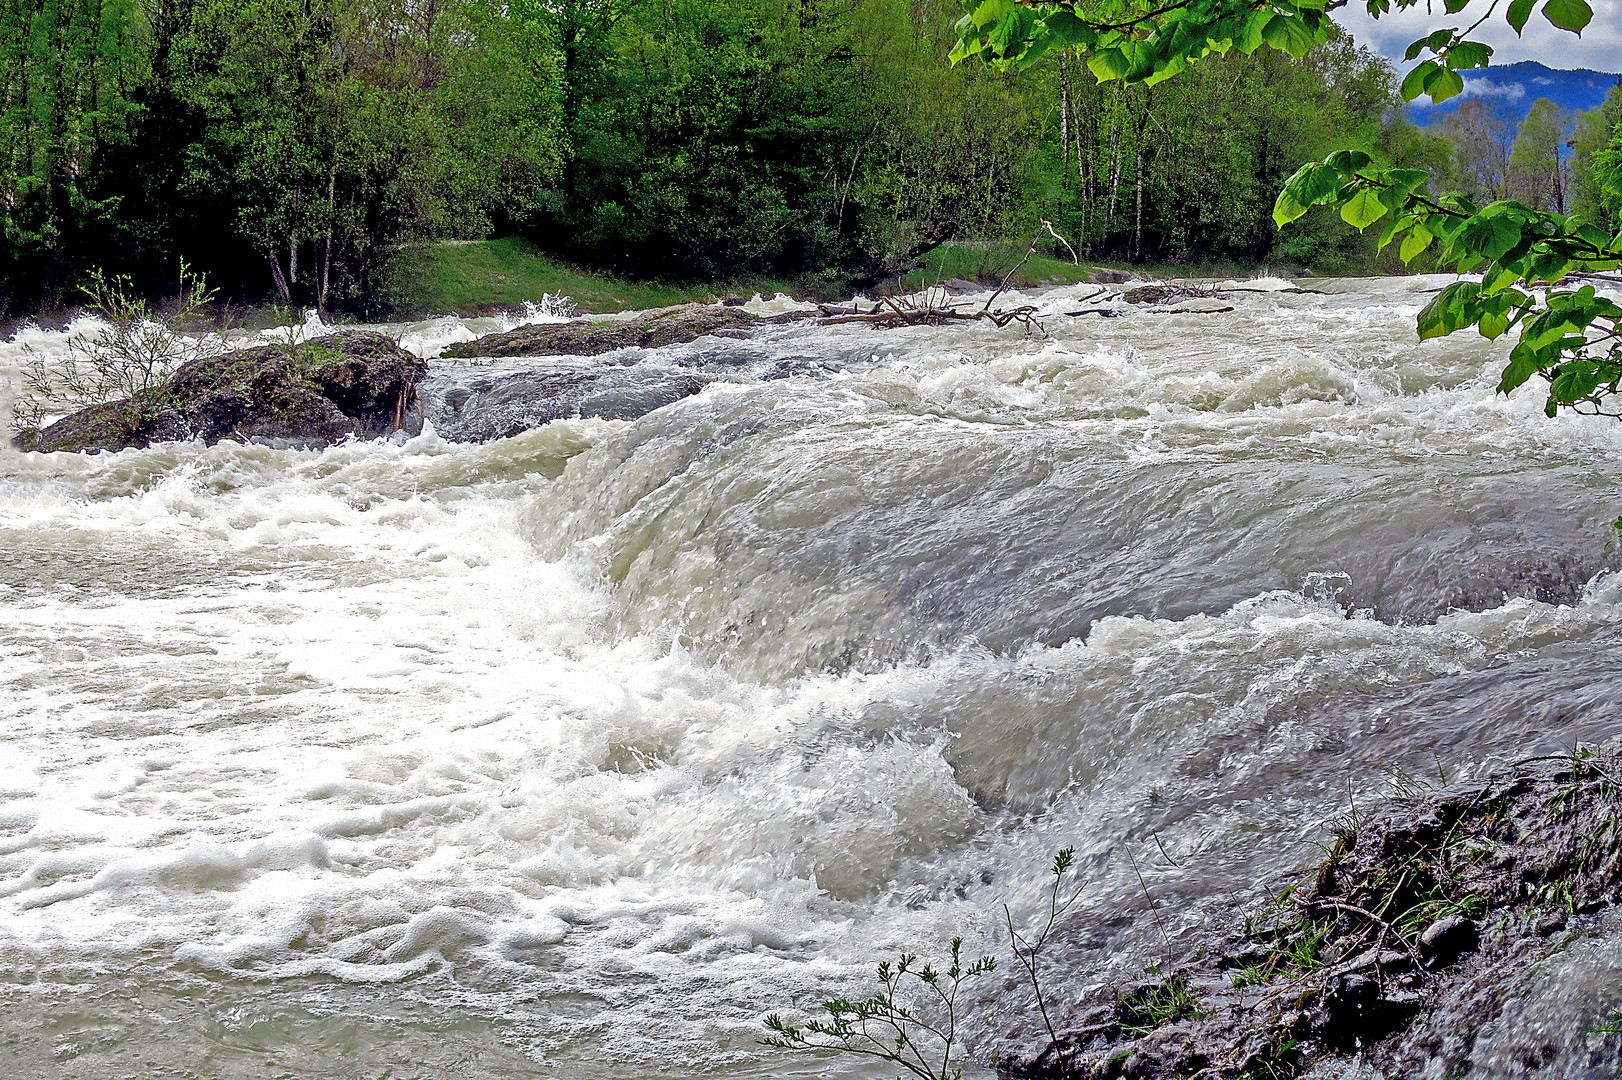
[4,276,1622,1078]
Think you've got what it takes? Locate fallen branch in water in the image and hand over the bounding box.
[816,290,1043,332]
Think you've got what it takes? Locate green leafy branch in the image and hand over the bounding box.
[952,0,1595,106]
[951,0,1338,87]
[763,938,997,1080]
[1274,151,1622,417]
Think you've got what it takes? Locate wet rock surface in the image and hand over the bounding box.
[439,303,763,358]
[421,365,717,442]
[1001,750,1622,1079]
[14,331,425,453]
[417,334,878,441]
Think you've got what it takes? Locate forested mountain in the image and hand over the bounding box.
[0,0,1614,316]
[1408,61,1620,128]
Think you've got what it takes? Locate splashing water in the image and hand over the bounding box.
[4,279,1622,1078]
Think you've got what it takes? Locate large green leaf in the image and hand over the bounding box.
[1446,41,1492,68]
[1428,66,1465,103]
[1399,225,1434,262]
[1340,187,1388,229]
[1400,60,1439,102]
[1458,213,1523,260]
[1541,0,1593,31]
[1417,281,1480,339]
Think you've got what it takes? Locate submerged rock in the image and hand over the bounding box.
[14,331,425,453]
[421,364,716,442]
[440,303,760,358]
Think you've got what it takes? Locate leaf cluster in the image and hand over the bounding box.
[951,0,1335,86]
[952,0,1593,108]
[1275,152,1622,416]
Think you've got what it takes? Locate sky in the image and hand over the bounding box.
[1334,0,1622,71]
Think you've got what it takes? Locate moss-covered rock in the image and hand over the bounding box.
[13,331,426,453]
[440,303,760,358]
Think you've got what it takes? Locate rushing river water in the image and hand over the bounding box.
[5,276,1622,1078]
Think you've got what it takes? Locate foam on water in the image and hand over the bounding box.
[4,278,1622,1077]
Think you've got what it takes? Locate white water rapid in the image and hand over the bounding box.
[5,277,1622,1078]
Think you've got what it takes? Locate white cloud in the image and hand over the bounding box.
[1457,78,1526,100]
[1336,0,1622,71]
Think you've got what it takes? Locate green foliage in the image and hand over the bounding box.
[1572,84,1622,232]
[1116,970,1202,1035]
[1275,152,1622,416]
[763,938,997,1080]
[954,0,1622,421]
[0,0,143,311]
[1507,98,1573,212]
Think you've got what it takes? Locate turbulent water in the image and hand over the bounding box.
[5,277,1622,1078]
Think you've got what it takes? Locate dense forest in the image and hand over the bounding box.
[1,0,1619,316]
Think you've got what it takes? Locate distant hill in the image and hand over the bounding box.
[1407,61,1619,127]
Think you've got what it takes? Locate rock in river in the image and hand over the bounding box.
[14,331,426,453]
[421,364,716,443]
[440,303,760,358]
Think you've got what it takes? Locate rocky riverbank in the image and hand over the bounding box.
[1002,748,1622,1079]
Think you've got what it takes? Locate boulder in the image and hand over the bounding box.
[440,303,759,359]
[423,366,715,442]
[13,331,425,453]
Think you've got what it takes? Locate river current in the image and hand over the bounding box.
[4,277,1622,1078]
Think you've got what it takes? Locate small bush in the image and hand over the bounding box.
[16,264,219,427]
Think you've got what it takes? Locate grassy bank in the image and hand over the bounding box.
[390,238,800,316]
[387,236,1335,320]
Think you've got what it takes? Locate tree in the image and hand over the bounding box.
[0,0,143,311]
[1507,97,1571,212]
[1437,99,1513,203]
[953,0,1622,420]
[1572,81,1622,231]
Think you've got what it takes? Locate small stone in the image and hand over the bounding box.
[1419,915,1479,967]
[1378,950,1411,972]
[1534,907,1569,935]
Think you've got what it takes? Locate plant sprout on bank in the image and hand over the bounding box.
[764,939,997,1080]
[763,850,1084,1080]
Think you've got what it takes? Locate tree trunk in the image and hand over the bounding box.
[318,160,336,319]
[1059,56,1070,170]
[267,251,292,303]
